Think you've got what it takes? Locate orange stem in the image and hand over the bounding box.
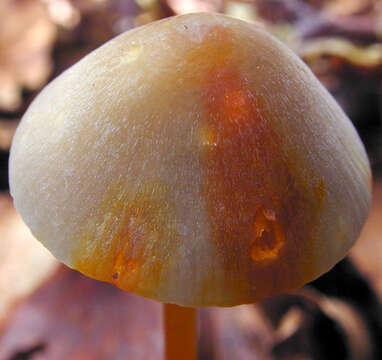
[164,303,197,360]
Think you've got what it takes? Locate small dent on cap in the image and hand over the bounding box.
[111,248,140,286]
[250,204,285,262]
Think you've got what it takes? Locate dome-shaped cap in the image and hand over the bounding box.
[9,13,371,307]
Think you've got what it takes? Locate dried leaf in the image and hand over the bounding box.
[0,193,57,322]
[0,267,162,360]
[300,38,382,68]
[205,305,274,360]
[262,288,374,360]
[0,0,57,112]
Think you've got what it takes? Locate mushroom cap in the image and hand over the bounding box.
[9,13,371,307]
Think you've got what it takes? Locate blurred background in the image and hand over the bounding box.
[0,0,382,359]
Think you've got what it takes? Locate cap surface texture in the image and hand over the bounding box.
[9,13,371,306]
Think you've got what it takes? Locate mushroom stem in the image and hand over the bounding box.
[164,303,197,360]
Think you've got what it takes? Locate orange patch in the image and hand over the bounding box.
[72,181,179,296]
[198,26,326,302]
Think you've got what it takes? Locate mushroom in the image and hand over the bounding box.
[9,13,371,359]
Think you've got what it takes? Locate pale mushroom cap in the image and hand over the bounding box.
[9,13,371,307]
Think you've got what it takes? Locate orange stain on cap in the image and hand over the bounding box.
[199,26,326,303]
[72,181,180,297]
